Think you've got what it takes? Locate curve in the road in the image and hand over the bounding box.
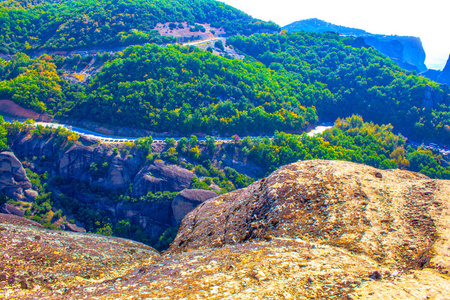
[2,115,333,144]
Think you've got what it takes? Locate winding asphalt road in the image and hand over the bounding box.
[1,115,333,143]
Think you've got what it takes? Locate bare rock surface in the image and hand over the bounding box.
[66,238,380,299]
[0,213,160,299]
[1,160,450,299]
[170,160,447,270]
[132,160,194,196]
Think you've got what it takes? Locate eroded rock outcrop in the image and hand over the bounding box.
[132,160,195,196]
[170,160,450,273]
[171,189,217,223]
[9,134,196,238]
[0,151,38,202]
[1,160,450,299]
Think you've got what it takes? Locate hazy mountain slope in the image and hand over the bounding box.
[283,18,427,72]
[421,55,450,85]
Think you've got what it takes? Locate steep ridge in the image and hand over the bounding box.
[1,160,447,299]
[283,18,427,72]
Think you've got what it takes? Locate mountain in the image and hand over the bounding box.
[2,113,450,255]
[283,18,427,72]
[1,159,449,298]
[2,30,449,142]
[0,0,279,54]
[228,32,450,144]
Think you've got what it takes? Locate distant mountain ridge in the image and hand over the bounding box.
[283,18,427,73]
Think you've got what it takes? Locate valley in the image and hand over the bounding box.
[0,0,449,298]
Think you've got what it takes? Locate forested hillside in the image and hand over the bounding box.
[2,2,450,294]
[239,115,450,179]
[0,0,278,53]
[0,53,65,113]
[2,31,450,142]
[229,32,450,143]
[70,44,318,134]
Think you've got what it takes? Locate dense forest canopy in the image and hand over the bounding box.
[70,44,318,134]
[0,53,65,112]
[229,32,450,144]
[0,9,449,142]
[0,0,279,53]
[240,115,450,180]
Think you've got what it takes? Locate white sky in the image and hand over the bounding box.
[220,0,449,70]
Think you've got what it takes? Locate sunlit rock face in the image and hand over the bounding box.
[2,159,450,299]
[171,159,449,271]
[171,189,218,223]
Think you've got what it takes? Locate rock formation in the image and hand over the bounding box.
[132,160,195,196]
[171,189,218,223]
[8,132,197,238]
[1,159,448,299]
[0,213,159,298]
[0,203,24,217]
[0,151,38,202]
[283,18,427,72]
[170,160,449,271]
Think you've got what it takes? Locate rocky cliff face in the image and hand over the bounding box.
[7,132,205,238]
[421,55,450,85]
[0,161,450,299]
[0,152,38,202]
[132,160,194,196]
[283,18,427,72]
[363,35,427,72]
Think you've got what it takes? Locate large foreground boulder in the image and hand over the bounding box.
[170,160,450,272]
[2,160,450,299]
